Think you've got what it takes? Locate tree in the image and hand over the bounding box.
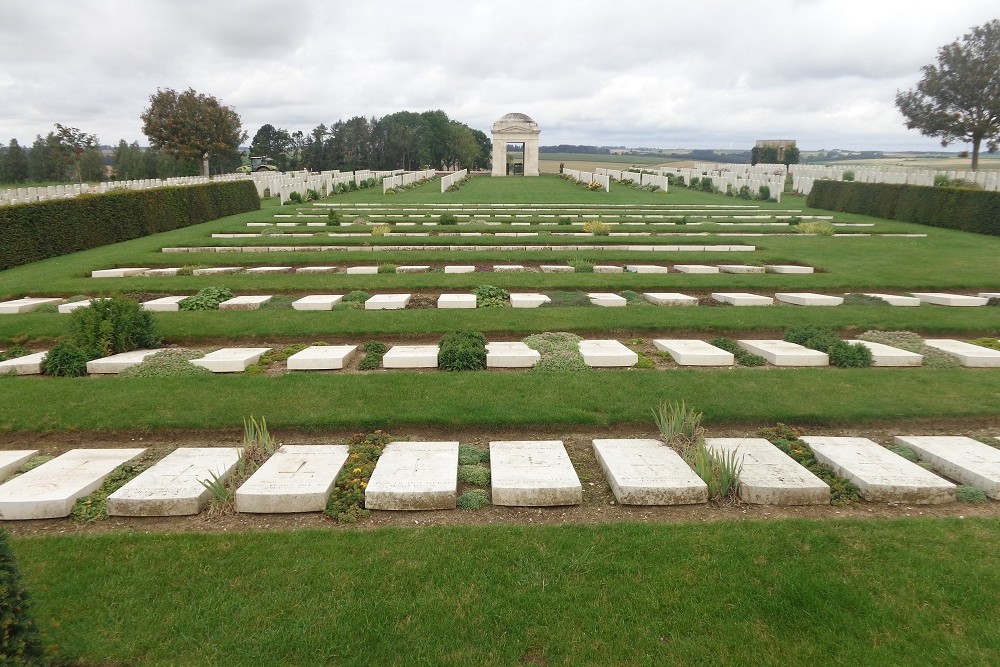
[53,123,98,182]
[248,124,293,171]
[140,87,246,176]
[0,139,29,184]
[895,19,1000,170]
[113,140,143,180]
[782,145,800,165]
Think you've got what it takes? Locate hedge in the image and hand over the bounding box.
[0,181,260,270]
[807,180,1000,236]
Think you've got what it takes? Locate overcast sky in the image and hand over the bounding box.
[1,1,996,152]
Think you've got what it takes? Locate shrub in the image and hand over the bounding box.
[370,224,391,236]
[377,263,397,274]
[956,485,987,503]
[827,341,873,368]
[758,185,771,200]
[842,293,888,306]
[439,213,458,225]
[287,191,302,204]
[306,188,320,201]
[971,337,1000,351]
[783,326,839,352]
[523,332,589,371]
[327,209,342,225]
[620,290,644,304]
[41,341,89,376]
[457,465,490,486]
[325,430,391,522]
[70,449,167,522]
[69,297,160,358]
[119,349,212,378]
[859,330,961,368]
[456,489,491,510]
[569,260,594,273]
[795,220,835,235]
[582,220,610,236]
[888,444,919,462]
[842,170,855,181]
[438,331,487,371]
[474,285,509,308]
[689,177,700,189]
[556,217,571,226]
[458,444,489,465]
[358,341,388,370]
[711,338,766,366]
[0,529,46,665]
[738,185,752,199]
[342,290,371,303]
[759,424,860,506]
[179,286,233,311]
[699,178,714,192]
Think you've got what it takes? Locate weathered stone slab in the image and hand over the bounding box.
[775,292,844,306]
[490,440,582,506]
[292,295,343,310]
[245,266,291,274]
[711,292,773,306]
[593,265,624,273]
[0,451,39,483]
[235,444,350,513]
[190,347,270,373]
[397,265,430,273]
[287,345,357,370]
[382,345,438,368]
[0,297,63,314]
[704,438,830,505]
[142,267,181,277]
[587,292,627,307]
[493,264,526,272]
[346,266,378,274]
[911,292,989,307]
[592,439,707,505]
[191,267,242,276]
[766,265,814,274]
[540,265,574,273]
[625,264,669,273]
[91,268,150,278]
[0,352,46,375]
[845,340,923,367]
[510,293,551,308]
[365,294,411,310]
[219,295,272,311]
[106,447,242,516]
[437,294,476,309]
[643,293,697,306]
[858,293,921,307]
[718,264,765,274]
[894,436,1000,499]
[802,436,955,504]
[86,349,160,374]
[58,299,109,313]
[142,296,188,312]
[364,441,458,510]
[295,266,338,274]
[579,339,638,367]
[654,340,734,366]
[0,448,146,519]
[674,265,719,274]
[737,340,828,366]
[444,265,476,273]
[978,292,1000,299]
[922,339,1000,367]
[486,342,540,368]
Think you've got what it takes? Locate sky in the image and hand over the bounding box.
[1,0,996,152]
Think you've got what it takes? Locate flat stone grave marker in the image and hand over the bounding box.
[295,266,338,274]
[540,265,574,273]
[143,268,182,277]
[486,342,541,368]
[493,264,526,272]
[346,266,378,274]
[766,265,813,274]
[674,265,719,274]
[592,439,707,505]
[894,436,1000,499]
[979,292,1000,299]
[86,349,161,374]
[775,293,844,306]
[190,347,270,373]
[58,299,109,314]
[718,264,765,274]
[643,293,697,306]
[654,340,734,366]
[0,448,146,519]
[397,265,430,273]
[437,294,476,309]
[910,292,988,307]
[587,293,627,307]
[845,340,922,367]
[292,295,343,310]
[192,267,242,276]
[510,293,550,308]
[579,339,638,367]
[245,266,291,274]
[91,268,149,278]
[0,451,39,483]
[712,292,773,306]
[0,352,47,375]
[593,265,624,273]
[922,339,1000,367]
[0,297,63,314]
[857,293,921,307]
[738,340,828,366]
[142,296,188,312]
[236,445,350,513]
[219,296,272,311]
[625,264,669,273]
[490,440,582,506]
[444,265,476,273]
[106,447,242,516]
[365,294,411,310]
[365,441,458,510]
[287,345,357,370]
[802,436,955,504]
[704,438,830,505]
[382,345,438,368]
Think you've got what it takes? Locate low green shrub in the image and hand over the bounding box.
[828,341,873,368]
[456,489,491,510]
[858,330,961,368]
[523,332,589,372]
[956,485,988,503]
[179,287,234,311]
[795,221,835,235]
[119,349,212,378]
[783,326,839,352]
[582,220,610,236]
[71,449,169,523]
[377,263,397,274]
[457,465,490,486]
[543,291,591,307]
[711,338,766,366]
[342,290,371,303]
[842,293,888,306]
[569,260,594,273]
[438,331,487,371]
[474,285,509,308]
[41,341,89,377]
[458,444,489,465]
[556,217,570,226]
[70,297,160,358]
[620,290,644,304]
[327,209,342,225]
[888,444,919,462]
[287,191,303,204]
[439,213,458,225]
[358,341,388,370]
[325,430,390,522]
[971,338,1000,351]
[758,424,860,506]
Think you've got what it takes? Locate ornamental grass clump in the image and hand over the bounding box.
[653,401,741,501]
[582,220,610,236]
[523,332,589,372]
[794,220,835,236]
[370,224,391,236]
[201,417,277,515]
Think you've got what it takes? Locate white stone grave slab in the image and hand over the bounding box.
[738,340,828,366]
[236,445,350,513]
[192,267,242,276]
[674,265,719,274]
[0,352,46,375]
[0,448,146,519]
[766,265,814,274]
[444,265,476,274]
[295,266,338,274]
[346,266,378,275]
[190,347,270,373]
[510,293,551,308]
[540,265,575,273]
[0,297,63,314]
[718,264,765,274]
[802,436,955,504]
[775,293,844,306]
[106,447,242,516]
[292,295,343,310]
[894,436,1000,499]
[593,265,624,273]
[142,296,188,312]
[625,264,669,273]
[579,340,638,367]
[592,439,707,505]
[86,349,160,374]
[91,268,150,278]
[922,339,1000,367]
[0,451,39,483]
[978,293,1000,299]
[245,266,292,274]
[287,345,357,370]
[486,342,541,368]
[364,441,458,510]
[397,265,430,273]
[711,292,773,306]
[704,438,830,505]
[493,264,526,272]
[643,293,697,306]
[654,340,734,366]
[219,295,272,311]
[365,294,411,310]
[845,340,923,367]
[58,299,109,314]
[490,440,582,506]
[587,293,627,307]
[437,294,476,309]
[911,293,988,307]
[857,293,921,307]
[382,345,438,368]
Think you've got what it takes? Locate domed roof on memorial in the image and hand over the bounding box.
[492,112,540,133]
[499,112,534,123]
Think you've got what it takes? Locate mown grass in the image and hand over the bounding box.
[12,518,1000,666]
[0,368,997,432]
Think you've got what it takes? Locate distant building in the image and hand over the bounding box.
[755,140,797,161]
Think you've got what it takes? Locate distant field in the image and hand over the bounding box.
[810,155,1000,170]
[539,152,685,173]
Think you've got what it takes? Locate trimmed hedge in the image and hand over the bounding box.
[0,181,260,270]
[807,180,1000,236]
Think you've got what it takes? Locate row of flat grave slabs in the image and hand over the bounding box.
[2,435,999,519]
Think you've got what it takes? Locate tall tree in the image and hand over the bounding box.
[782,145,800,165]
[53,123,98,182]
[140,87,246,176]
[113,140,143,180]
[27,134,57,182]
[895,19,1000,171]
[0,139,29,183]
[248,124,293,170]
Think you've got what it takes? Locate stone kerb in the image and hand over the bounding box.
[490,440,582,506]
[592,439,707,505]
[364,442,459,510]
[236,445,350,513]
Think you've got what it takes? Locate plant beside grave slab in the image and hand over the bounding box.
[70,448,172,523]
[119,349,212,378]
[971,337,1000,351]
[71,296,161,358]
[711,338,766,366]
[858,330,961,368]
[654,400,741,501]
[325,430,391,523]
[757,424,860,506]
[438,331,487,371]
[244,344,309,375]
[338,290,371,310]
[357,341,388,370]
[783,326,872,368]
[179,287,234,311]
[473,285,509,308]
[202,416,277,515]
[523,332,589,371]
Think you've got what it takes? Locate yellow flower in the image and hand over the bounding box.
[352,467,362,474]
[361,482,367,488]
